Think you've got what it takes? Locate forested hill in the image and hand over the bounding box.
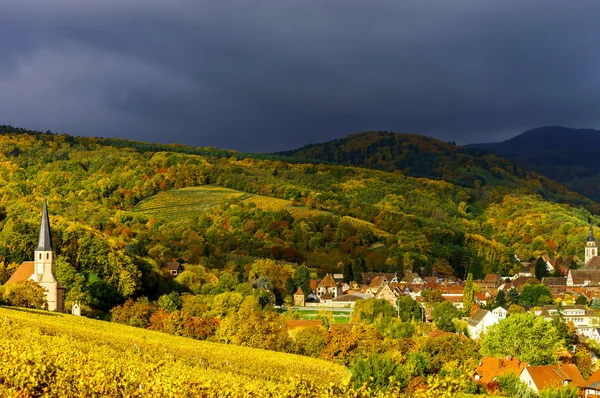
[470,126,600,202]
[276,130,593,208]
[0,125,598,313]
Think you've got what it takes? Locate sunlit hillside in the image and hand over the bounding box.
[0,306,357,397]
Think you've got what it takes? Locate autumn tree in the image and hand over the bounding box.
[352,298,396,323]
[463,273,475,315]
[3,280,46,309]
[421,289,443,307]
[216,296,291,352]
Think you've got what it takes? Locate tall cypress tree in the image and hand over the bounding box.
[495,290,507,308]
[463,273,475,315]
[343,262,354,283]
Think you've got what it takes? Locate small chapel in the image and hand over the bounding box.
[4,199,65,312]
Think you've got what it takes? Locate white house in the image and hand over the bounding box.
[538,305,597,337]
[467,309,499,340]
[491,306,508,320]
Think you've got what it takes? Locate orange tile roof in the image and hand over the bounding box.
[525,364,585,391]
[474,357,527,385]
[5,261,34,284]
[588,370,600,384]
[318,274,337,288]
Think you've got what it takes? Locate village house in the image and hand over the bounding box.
[374,283,401,306]
[467,309,500,340]
[4,200,65,312]
[162,261,183,276]
[582,370,600,397]
[567,269,600,287]
[519,364,585,393]
[538,305,597,337]
[491,306,508,320]
[316,273,342,299]
[473,357,527,385]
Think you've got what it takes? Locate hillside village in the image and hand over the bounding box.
[7,200,600,395]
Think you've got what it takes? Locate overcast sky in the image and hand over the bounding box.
[1,1,599,152]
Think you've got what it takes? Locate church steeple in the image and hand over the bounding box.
[586,217,598,265]
[36,198,53,251]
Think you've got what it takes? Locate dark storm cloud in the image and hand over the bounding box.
[1,0,600,152]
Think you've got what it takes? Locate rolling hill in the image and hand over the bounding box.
[0,306,353,397]
[277,130,595,209]
[470,126,600,202]
[0,124,598,312]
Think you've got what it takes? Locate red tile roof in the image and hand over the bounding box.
[318,274,337,288]
[6,261,34,284]
[524,364,585,391]
[474,357,527,385]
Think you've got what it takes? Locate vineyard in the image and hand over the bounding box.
[0,306,395,397]
[131,185,389,237]
[131,186,248,221]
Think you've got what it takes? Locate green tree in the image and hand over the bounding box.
[352,259,364,284]
[467,256,484,280]
[396,295,422,322]
[519,283,553,307]
[575,295,588,306]
[495,290,507,308]
[157,291,182,313]
[507,288,520,305]
[534,257,550,280]
[343,262,354,283]
[351,353,404,390]
[421,289,443,307]
[432,301,461,332]
[463,273,475,315]
[481,313,563,365]
[292,266,311,297]
[352,298,396,323]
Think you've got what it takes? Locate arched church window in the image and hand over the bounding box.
[46,253,49,260]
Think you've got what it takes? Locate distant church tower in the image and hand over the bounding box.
[5,199,65,311]
[585,218,598,265]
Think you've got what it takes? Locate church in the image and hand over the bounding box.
[4,199,65,312]
[585,218,599,265]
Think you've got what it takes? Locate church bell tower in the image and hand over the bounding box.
[585,217,598,265]
[33,198,55,281]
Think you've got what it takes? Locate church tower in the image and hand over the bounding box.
[31,199,64,312]
[33,198,54,280]
[585,218,598,265]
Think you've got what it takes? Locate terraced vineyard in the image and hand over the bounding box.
[131,185,390,237]
[132,186,248,220]
[0,306,360,397]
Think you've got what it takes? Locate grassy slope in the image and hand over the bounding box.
[0,306,351,397]
[131,185,391,237]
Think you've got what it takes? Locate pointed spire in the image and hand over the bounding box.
[36,198,53,251]
[589,217,596,242]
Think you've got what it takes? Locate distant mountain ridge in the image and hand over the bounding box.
[278,130,596,210]
[469,126,600,201]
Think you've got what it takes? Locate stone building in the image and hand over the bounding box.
[5,199,65,312]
